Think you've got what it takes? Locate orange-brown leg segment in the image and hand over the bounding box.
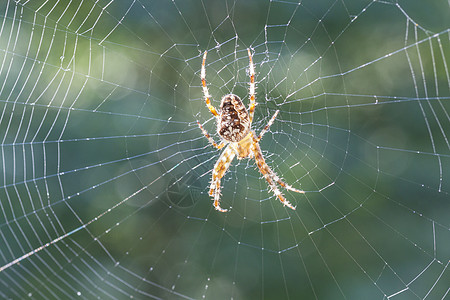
[197,121,226,150]
[209,145,236,212]
[254,111,305,195]
[247,48,256,123]
[201,51,219,117]
[255,110,279,142]
[251,138,303,210]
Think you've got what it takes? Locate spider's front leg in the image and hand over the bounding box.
[251,139,296,210]
[209,145,236,212]
[255,110,305,195]
[251,131,304,210]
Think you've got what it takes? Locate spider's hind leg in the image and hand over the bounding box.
[201,51,219,117]
[247,48,256,123]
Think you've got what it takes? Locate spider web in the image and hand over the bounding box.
[0,0,449,299]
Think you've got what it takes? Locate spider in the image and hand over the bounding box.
[197,49,305,212]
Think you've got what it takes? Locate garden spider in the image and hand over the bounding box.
[197,49,304,212]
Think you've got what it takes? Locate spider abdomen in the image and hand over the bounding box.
[218,94,250,142]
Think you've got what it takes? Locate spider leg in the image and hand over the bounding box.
[247,48,256,123]
[201,51,219,117]
[255,110,279,142]
[252,136,302,210]
[271,172,305,194]
[254,111,304,194]
[197,121,226,149]
[209,144,236,212]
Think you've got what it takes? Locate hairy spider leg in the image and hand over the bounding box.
[254,111,305,194]
[197,121,226,149]
[254,110,279,142]
[247,48,256,123]
[251,140,296,210]
[209,145,236,212]
[201,51,219,117]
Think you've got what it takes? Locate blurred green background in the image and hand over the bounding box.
[0,0,449,299]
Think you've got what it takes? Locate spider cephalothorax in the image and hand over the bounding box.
[197,49,304,212]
